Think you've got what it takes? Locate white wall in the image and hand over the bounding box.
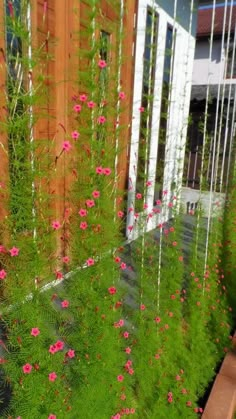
[126,0,196,240]
[192,39,236,86]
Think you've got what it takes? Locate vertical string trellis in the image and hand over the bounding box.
[213,0,234,194]
[194,0,216,282]
[155,0,178,314]
[27,0,37,246]
[220,21,236,192]
[175,0,195,209]
[204,0,235,288]
[139,2,157,310]
[226,87,236,190]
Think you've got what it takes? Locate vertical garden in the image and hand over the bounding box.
[0,0,234,418]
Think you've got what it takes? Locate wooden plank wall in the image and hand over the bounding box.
[0,0,136,254]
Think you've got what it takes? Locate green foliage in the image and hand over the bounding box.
[0,1,233,418]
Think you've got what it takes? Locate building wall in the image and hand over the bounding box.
[192,38,236,86]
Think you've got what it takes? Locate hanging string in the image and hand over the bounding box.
[176,0,195,202]
[195,0,216,273]
[214,0,234,193]
[208,0,228,195]
[114,0,124,210]
[220,20,236,192]
[226,88,236,189]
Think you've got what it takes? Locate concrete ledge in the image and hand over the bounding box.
[202,374,236,419]
[203,336,236,419]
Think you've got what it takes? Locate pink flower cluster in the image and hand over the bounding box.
[114,319,124,328]
[96,166,112,176]
[49,340,64,354]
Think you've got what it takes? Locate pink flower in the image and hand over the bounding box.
[186,401,192,407]
[155,353,160,359]
[139,106,144,112]
[140,304,146,310]
[176,375,181,381]
[114,256,121,263]
[103,167,111,176]
[156,199,162,205]
[118,319,124,327]
[62,141,72,152]
[146,181,152,186]
[79,94,87,102]
[172,241,177,246]
[92,190,100,198]
[123,331,129,338]
[31,328,40,337]
[119,91,125,100]
[78,208,87,217]
[73,104,81,112]
[0,245,6,253]
[108,286,117,295]
[55,340,64,351]
[61,300,69,308]
[97,115,106,124]
[52,220,61,230]
[98,59,107,68]
[22,363,32,374]
[56,271,63,280]
[86,258,95,266]
[117,211,124,218]
[120,262,126,270]
[0,270,7,280]
[67,349,75,358]
[80,221,88,230]
[96,166,103,174]
[48,415,56,419]
[49,345,57,354]
[125,347,131,354]
[86,199,95,208]
[9,246,19,256]
[87,101,96,109]
[117,375,124,382]
[62,256,70,264]
[136,193,142,199]
[48,372,57,382]
[154,316,161,323]
[71,130,80,140]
